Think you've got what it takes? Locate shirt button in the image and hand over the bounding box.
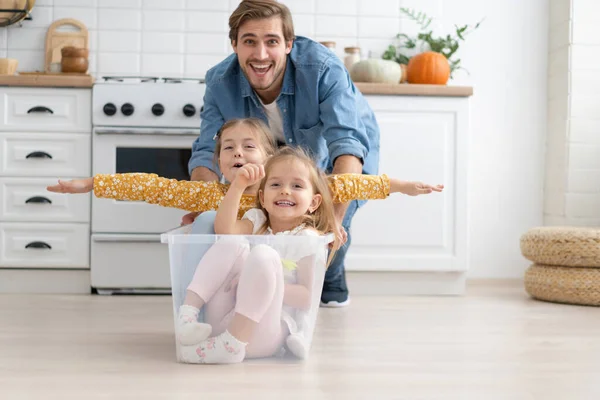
[288,138,293,143]
[283,109,287,112]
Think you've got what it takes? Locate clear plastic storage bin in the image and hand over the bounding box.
[161,225,333,363]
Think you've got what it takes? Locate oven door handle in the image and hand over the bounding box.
[92,234,162,243]
[94,127,199,136]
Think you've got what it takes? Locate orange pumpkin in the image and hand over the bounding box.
[406,51,450,85]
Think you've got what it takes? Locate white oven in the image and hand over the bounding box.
[92,127,197,233]
[90,76,206,293]
[91,127,200,293]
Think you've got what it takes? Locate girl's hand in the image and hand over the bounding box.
[46,177,94,194]
[402,182,444,196]
[232,164,265,189]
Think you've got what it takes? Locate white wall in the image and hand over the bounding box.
[0,0,550,278]
[545,0,600,227]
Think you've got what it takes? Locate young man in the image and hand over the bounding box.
[185,0,381,307]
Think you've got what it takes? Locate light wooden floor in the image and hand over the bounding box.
[1,281,599,400]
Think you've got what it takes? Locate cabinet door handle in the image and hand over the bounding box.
[25,196,52,205]
[25,151,52,159]
[27,106,54,114]
[25,241,52,250]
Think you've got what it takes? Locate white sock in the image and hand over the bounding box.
[179,330,247,364]
[176,305,212,345]
[286,311,311,359]
[285,334,309,359]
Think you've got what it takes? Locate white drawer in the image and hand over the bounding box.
[0,222,89,268]
[0,88,91,132]
[0,178,90,222]
[0,132,90,177]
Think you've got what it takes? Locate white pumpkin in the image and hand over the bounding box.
[350,59,403,83]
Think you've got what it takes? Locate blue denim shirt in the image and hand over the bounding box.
[188,36,380,180]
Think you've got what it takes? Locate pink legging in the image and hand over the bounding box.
[186,238,287,358]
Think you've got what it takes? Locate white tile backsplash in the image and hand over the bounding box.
[315,16,357,37]
[0,27,6,49]
[26,6,54,27]
[143,10,185,32]
[186,0,229,12]
[279,0,316,15]
[97,52,140,74]
[53,7,97,29]
[185,54,230,77]
[0,0,442,79]
[359,0,400,17]
[98,31,141,52]
[293,14,315,38]
[54,0,96,6]
[97,0,141,8]
[142,0,184,9]
[7,27,46,50]
[98,8,141,30]
[143,32,185,53]
[186,33,229,55]
[141,53,184,75]
[317,0,357,15]
[6,50,45,71]
[358,17,400,38]
[185,11,229,33]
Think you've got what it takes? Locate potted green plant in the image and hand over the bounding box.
[382,8,483,83]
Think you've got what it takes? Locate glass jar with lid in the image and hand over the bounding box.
[344,47,361,71]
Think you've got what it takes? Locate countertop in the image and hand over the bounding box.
[354,82,473,97]
[0,73,94,88]
[0,74,472,97]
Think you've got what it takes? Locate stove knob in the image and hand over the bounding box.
[152,103,164,116]
[183,104,196,117]
[121,103,134,116]
[103,103,117,116]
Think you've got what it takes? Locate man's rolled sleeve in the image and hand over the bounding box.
[188,84,225,176]
[318,57,371,168]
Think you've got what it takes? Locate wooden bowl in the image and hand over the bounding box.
[61,46,89,73]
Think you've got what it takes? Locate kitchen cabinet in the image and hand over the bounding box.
[346,86,471,294]
[0,87,91,294]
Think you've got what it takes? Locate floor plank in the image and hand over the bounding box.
[0,281,599,399]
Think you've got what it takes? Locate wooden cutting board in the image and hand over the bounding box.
[0,72,94,87]
[45,18,88,73]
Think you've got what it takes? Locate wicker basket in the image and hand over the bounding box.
[520,226,600,268]
[524,264,600,306]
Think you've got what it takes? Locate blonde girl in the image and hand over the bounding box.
[177,146,341,364]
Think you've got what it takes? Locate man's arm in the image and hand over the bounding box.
[188,83,224,182]
[318,57,374,224]
[190,166,219,182]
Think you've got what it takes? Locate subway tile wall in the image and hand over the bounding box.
[0,0,442,78]
[544,0,600,227]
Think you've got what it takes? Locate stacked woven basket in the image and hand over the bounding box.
[520,226,600,306]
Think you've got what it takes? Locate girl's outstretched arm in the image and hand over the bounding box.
[47,173,236,213]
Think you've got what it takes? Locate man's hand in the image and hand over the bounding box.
[330,154,362,249]
[330,222,347,250]
[47,178,94,194]
[181,212,200,226]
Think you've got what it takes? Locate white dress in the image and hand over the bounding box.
[242,208,323,336]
